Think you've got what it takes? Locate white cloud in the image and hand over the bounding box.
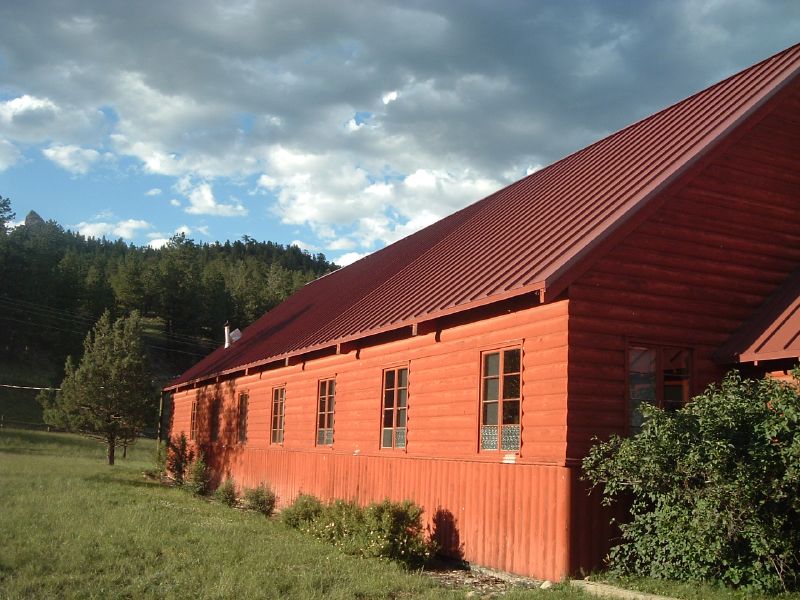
[176,178,248,217]
[0,95,59,126]
[0,1,796,261]
[175,225,192,236]
[345,118,363,132]
[76,218,152,240]
[0,95,105,144]
[148,238,170,249]
[42,144,102,174]
[145,187,162,196]
[335,251,369,266]
[0,139,21,171]
[290,239,317,252]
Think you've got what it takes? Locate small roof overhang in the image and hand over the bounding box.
[715,268,800,365]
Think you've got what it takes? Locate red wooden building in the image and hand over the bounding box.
[165,44,800,581]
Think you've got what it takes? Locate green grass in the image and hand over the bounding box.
[0,429,591,599]
[596,575,800,600]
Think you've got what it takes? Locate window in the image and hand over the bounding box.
[317,379,335,446]
[628,345,691,433]
[210,397,221,442]
[237,392,248,443]
[480,348,521,452]
[271,387,285,444]
[189,398,200,441]
[381,367,407,449]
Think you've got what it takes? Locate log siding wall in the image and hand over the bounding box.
[171,300,573,580]
[567,84,800,459]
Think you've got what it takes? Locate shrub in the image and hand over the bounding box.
[287,495,435,567]
[308,499,365,552]
[186,451,211,496]
[583,369,800,592]
[360,499,436,567]
[281,493,323,529]
[166,433,193,486]
[215,477,238,507]
[242,483,277,516]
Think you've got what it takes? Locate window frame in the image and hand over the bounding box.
[271,386,286,445]
[380,366,409,451]
[316,378,336,447]
[237,391,249,444]
[626,342,693,435]
[478,345,523,454]
[189,397,200,441]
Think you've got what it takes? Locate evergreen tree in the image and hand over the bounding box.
[42,311,156,464]
[0,195,15,233]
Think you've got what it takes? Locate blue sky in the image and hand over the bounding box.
[0,1,798,265]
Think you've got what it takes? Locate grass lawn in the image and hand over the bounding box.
[0,429,589,599]
[595,575,800,600]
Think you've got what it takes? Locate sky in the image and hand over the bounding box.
[0,1,797,266]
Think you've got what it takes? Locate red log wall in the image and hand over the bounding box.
[172,300,579,580]
[566,82,800,459]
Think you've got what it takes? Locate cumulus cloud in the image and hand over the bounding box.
[0,0,797,257]
[148,238,170,249]
[176,178,247,217]
[145,188,162,196]
[42,144,103,174]
[0,95,106,144]
[76,218,152,240]
[335,251,370,267]
[0,139,21,171]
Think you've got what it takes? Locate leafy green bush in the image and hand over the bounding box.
[308,499,365,551]
[242,483,277,516]
[583,370,800,592]
[281,493,323,529]
[285,495,435,567]
[186,451,211,496]
[215,477,238,507]
[360,499,436,567]
[166,433,193,486]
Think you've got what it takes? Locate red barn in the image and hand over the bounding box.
[164,44,800,581]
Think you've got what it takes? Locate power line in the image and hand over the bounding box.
[0,384,60,391]
[0,314,209,357]
[0,296,218,349]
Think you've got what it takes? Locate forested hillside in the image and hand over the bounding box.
[0,196,337,387]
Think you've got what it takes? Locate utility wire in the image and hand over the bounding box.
[0,384,60,390]
[0,314,210,357]
[0,297,217,349]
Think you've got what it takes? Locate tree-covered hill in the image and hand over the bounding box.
[0,196,337,387]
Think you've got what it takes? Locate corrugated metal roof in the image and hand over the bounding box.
[716,269,800,364]
[168,43,800,389]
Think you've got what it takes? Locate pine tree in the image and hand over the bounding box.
[0,194,15,233]
[42,311,156,464]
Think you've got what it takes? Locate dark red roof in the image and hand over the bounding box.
[717,269,800,364]
[168,43,800,389]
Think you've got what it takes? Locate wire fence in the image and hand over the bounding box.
[0,416,64,432]
[0,416,159,439]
